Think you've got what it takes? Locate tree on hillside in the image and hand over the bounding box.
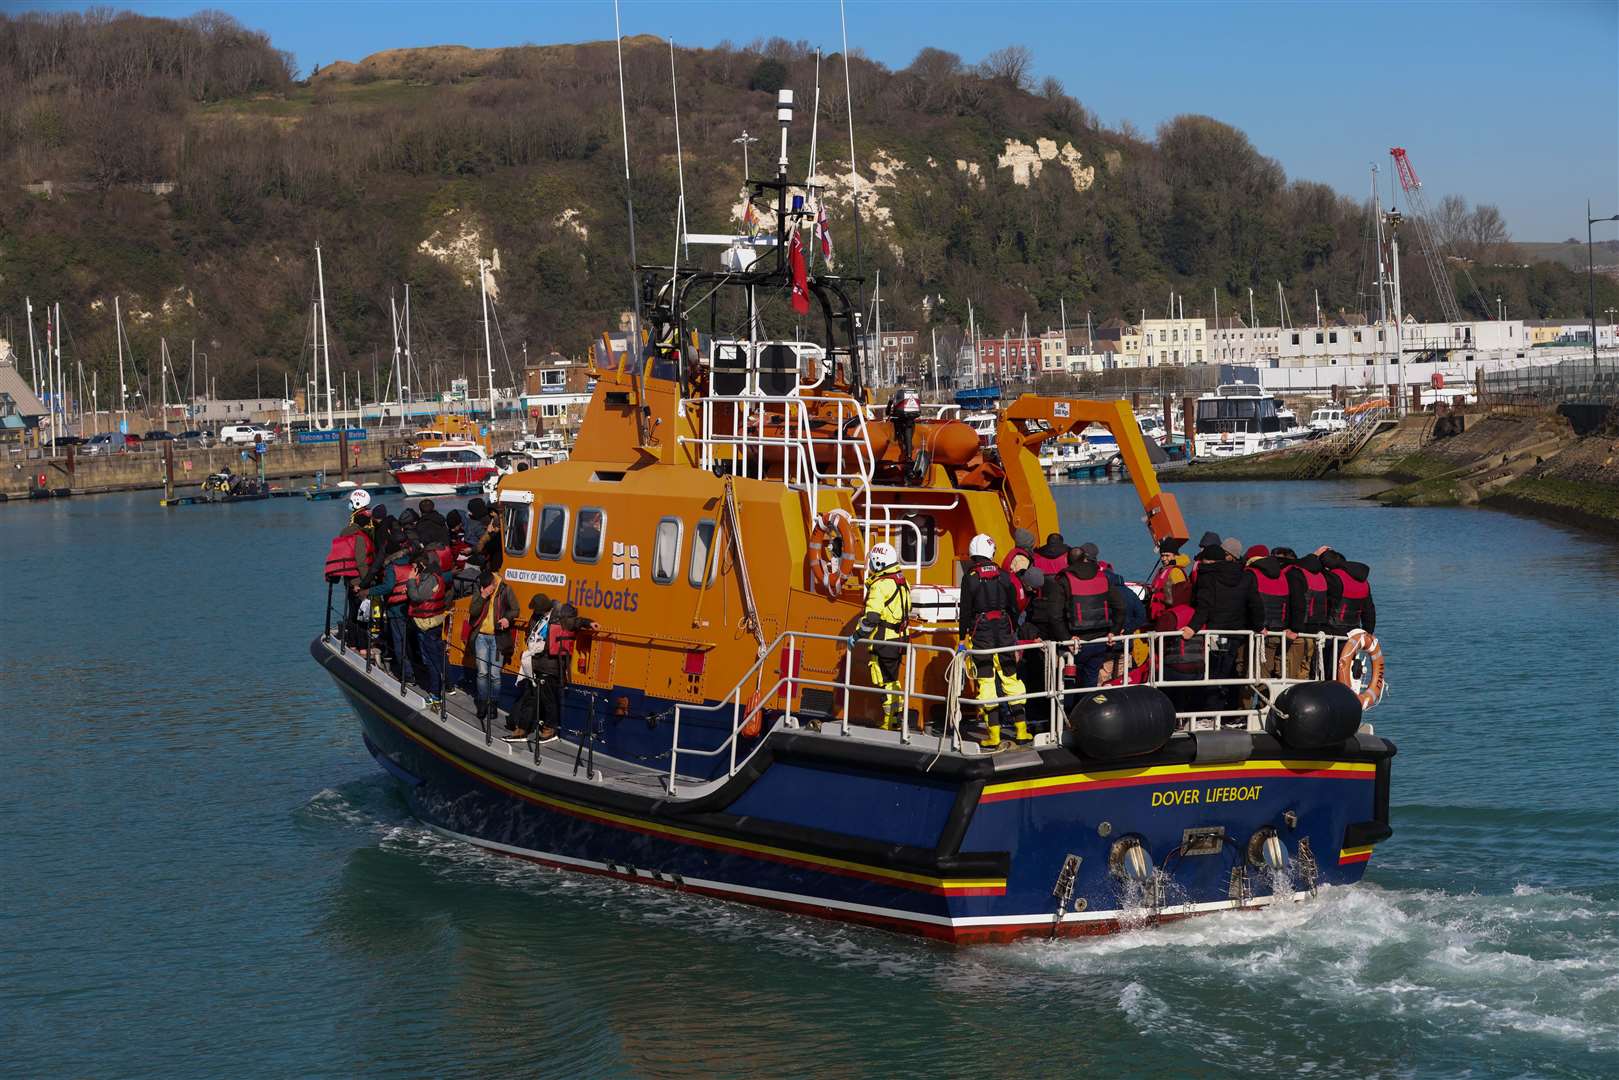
[979,45,1033,91]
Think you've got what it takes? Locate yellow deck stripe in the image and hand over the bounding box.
[982,759,1377,798]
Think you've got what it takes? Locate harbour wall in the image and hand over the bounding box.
[1,437,411,499]
[1171,410,1619,536]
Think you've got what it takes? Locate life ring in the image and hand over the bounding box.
[807,509,860,597]
[1336,629,1386,710]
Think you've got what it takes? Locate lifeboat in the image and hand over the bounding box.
[390,440,499,496]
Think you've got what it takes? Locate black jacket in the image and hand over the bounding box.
[1189,557,1264,632]
[959,556,1020,645]
[1024,549,1072,641]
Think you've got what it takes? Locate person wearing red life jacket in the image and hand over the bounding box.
[509,596,595,743]
[959,534,1031,750]
[406,550,455,704]
[1276,546,1330,678]
[1244,544,1295,679]
[325,488,378,646]
[1063,543,1127,688]
[1147,537,1191,620]
[1151,572,1206,709]
[1320,549,1376,635]
[368,528,420,686]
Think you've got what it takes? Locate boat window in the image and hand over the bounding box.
[574,507,605,563]
[897,514,937,566]
[503,504,531,556]
[689,519,717,587]
[537,505,568,559]
[652,518,682,584]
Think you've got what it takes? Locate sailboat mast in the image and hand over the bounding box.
[315,243,334,430]
[115,296,128,433]
[403,284,412,430]
[480,257,496,427]
[161,338,168,432]
[25,297,38,400]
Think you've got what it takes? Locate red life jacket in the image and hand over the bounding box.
[324,529,371,580]
[432,545,455,572]
[546,623,576,658]
[386,560,417,606]
[1160,603,1203,678]
[1031,550,1068,577]
[408,575,447,619]
[1248,564,1291,630]
[1065,569,1112,636]
[1328,568,1370,633]
[1285,564,1330,628]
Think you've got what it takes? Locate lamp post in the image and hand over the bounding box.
[732,130,759,183]
[1588,204,1619,365]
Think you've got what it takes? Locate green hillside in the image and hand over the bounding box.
[1,10,1613,398]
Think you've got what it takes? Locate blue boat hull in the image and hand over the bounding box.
[319,642,1395,943]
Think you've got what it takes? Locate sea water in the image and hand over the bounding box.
[3,483,1616,1078]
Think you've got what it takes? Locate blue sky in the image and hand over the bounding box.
[17,0,1619,240]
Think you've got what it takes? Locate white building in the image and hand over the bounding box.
[1138,317,1208,367]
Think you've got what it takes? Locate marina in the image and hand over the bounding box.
[3,1,1615,1076]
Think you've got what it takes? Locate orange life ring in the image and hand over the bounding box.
[1336,629,1386,710]
[807,509,860,597]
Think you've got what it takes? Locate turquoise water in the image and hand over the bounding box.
[3,483,1616,1078]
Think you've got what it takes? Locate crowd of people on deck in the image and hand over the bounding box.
[865,526,1377,752]
[323,489,591,744]
[327,486,1377,757]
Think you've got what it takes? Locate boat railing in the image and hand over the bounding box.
[664,627,1374,794]
[679,393,876,492]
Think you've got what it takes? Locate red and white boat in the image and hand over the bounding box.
[390,441,499,496]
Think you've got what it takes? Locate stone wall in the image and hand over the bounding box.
[2,436,411,498]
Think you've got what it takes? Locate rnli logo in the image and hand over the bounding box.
[611,542,641,582]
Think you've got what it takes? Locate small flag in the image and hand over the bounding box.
[815,203,833,263]
[788,231,810,315]
[742,202,758,237]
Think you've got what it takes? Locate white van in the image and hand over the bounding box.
[219,424,276,445]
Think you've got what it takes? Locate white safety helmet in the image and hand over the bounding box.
[867,542,898,574]
[348,488,372,512]
[968,533,996,560]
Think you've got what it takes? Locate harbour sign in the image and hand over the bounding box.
[295,428,369,445]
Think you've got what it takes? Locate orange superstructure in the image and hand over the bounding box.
[433,195,1187,728]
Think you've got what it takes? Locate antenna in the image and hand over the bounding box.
[776,88,794,179]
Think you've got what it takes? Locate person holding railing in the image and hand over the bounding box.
[854,542,911,731]
[367,525,420,687]
[959,534,1031,751]
[1244,545,1296,681]
[1181,537,1264,710]
[463,570,519,726]
[1277,546,1330,678]
[1062,543,1127,687]
[406,551,454,706]
[509,595,591,743]
[324,488,378,648]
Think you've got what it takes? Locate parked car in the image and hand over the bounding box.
[83,432,127,455]
[219,424,276,446]
[52,435,87,447]
[142,430,176,441]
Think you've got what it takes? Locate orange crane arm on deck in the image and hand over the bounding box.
[994,395,1189,547]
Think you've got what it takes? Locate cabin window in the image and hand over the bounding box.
[897,514,937,566]
[1329,332,1338,344]
[502,504,531,556]
[574,507,605,563]
[1291,333,1301,346]
[537,505,568,559]
[689,519,717,587]
[1315,333,1324,345]
[652,517,682,584]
